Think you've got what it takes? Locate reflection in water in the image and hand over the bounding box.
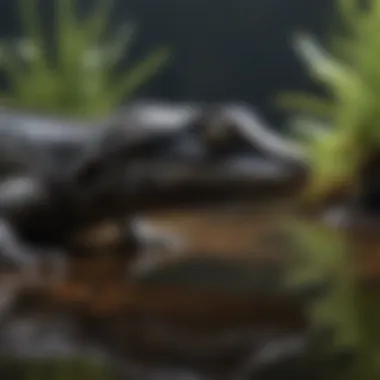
[0,206,373,379]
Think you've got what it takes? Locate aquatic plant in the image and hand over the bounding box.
[0,0,170,119]
[276,0,380,200]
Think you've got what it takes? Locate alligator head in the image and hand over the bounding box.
[67,102,307,218]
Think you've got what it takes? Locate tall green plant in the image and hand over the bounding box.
[276,4,380,376]
[275,0,380,199]
[0,0,170,118]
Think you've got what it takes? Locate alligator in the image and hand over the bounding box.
[0,102,307,279]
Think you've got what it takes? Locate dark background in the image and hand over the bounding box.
[0,0,334,128]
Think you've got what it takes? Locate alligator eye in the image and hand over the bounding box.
[206,119,236,143]
[206,121,226,141]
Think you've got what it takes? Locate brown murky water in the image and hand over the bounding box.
[0,200,375,378]
[8,200,378,325]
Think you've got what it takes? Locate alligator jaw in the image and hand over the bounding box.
[107,157,305,213]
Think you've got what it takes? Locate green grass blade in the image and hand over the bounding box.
[293,33,365,97]
[56,0,76,71]
[338,0,364,29]
[293,33,372,133]
[82,0,114,44]
[106,22,136,67]
[0,44,26,96]
[287,116,332,144]
[18,0,43,50]
[275,92,334,119]
[107,47,170,108]
[17,0,49,71]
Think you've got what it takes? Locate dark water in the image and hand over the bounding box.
[0,205,362,379]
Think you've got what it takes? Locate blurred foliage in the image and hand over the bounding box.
[286,219,359,349]
[286,217,380,379]
[275,0,380,201]
[0,0,170,119]
[285,219,357,378]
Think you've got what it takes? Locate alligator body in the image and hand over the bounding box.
[0,102,306,277]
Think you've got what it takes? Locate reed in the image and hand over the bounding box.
[0,0,170,119]
[275,0,380,200]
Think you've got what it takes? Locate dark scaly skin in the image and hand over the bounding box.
[0,103,306,279]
